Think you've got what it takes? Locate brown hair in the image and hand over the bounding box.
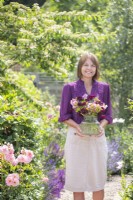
[77,52,100,80]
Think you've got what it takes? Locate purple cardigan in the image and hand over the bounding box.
[59,79,113,124]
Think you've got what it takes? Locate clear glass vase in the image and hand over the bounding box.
[80,115,99,135]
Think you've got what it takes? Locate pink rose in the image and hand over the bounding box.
[8,145,14,154]
[0,144,14,156]
[5,154,15,162]
[17,154,27,163]
[5,173,20,187]
[20,149,34,163]
[11,158,18,166]
[0,145,8,154]
[25,150,34,159]
[5,175,13,186]
[11,173,19,180]
[12,178,20,187]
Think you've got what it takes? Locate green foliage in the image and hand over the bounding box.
[44,0,110,12]
[0,2,133,198]
[107,124,133,174]
[98,0,133,123]
[0,69,66,198]
[4,0,46,7]
[0,144,43,200]
[1,0,133,121]
[0,71,40,151]
[0,2,106,79]
[120,175,133,200]
[127,99,133,122]
[0,69,65,150]
[43,0,133,124]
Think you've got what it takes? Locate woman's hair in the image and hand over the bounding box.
[77,52,100,80]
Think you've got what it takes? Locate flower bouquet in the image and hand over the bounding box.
[70,94,107,135]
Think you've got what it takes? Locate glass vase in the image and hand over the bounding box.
[80,115,99,135]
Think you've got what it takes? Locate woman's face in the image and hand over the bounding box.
[81,58,96,79]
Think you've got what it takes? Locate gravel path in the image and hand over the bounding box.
[59,175,132,200]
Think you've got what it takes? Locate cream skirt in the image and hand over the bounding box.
[64,126,108,192]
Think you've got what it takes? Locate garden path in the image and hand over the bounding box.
[59,175,132,200]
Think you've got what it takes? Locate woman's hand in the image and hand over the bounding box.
[96,119,108,137]
[75,124,85,137]
[96,125,105,137]
[64,119,85,137]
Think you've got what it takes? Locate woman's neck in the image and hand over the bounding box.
[81,78,93,86]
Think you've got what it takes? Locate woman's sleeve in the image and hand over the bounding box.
[99,84,113,124]
[58,84,72,122]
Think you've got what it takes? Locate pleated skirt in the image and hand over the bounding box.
[64,126,108,192]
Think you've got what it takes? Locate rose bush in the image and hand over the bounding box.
[0,143,43,199]
[0,70,66,199]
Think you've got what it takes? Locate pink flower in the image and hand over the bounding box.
[70,99,78,108]
[42,177,49,183]
[11,173,19,180]
[5,173,20,187]
[5,176,13,186]
[17,151,34,164]
[5,154,15,162]
[0,144,14,156]
[11,158,18,166]
[25,150,34,159]
[7,143,14,154]
[20,149,34,163]
[0,144,18,166]
[17,154,28,163]
[0,145,8,154]
[47,114,53,119]
[12,178,19,187]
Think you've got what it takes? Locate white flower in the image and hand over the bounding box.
[113,118,125,123]
[82,94,88,99]
[116,161,123,170]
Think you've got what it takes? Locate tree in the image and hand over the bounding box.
[4,0,46,7]
[43,0,110,12]
[0,2,106,79]
[98,0,133,123]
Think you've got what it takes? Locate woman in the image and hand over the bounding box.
[59,52,112,200]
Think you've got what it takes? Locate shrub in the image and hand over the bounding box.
[0,143,43,200]
[120,175,133,200]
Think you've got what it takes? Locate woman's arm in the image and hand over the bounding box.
[100,119,108,128]
[96,119,108,137]
[59,84,84,137]
[97,84,112,136]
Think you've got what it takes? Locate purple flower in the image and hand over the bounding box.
[48,169,65,198]
[43,142,65,200]
[107,139,123,173]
